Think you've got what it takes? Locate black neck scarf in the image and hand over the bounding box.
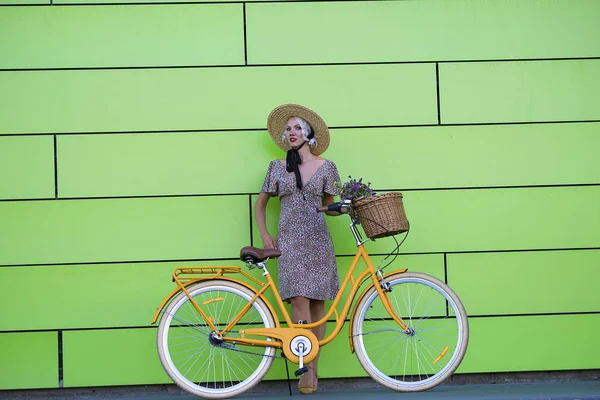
[286,141,307,190]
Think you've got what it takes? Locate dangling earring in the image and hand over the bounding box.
[281,133,287,144]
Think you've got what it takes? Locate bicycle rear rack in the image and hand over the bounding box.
[172,266,266,288]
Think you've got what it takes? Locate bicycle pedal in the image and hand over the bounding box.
[294,367,308,377]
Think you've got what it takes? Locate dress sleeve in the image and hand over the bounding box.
[324,160,341,196]
[260,160,279,195]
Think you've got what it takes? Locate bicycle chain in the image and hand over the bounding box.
[214,338,285,360]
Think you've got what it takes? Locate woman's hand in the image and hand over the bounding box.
[261,233,277,249]
[322,193,346,216]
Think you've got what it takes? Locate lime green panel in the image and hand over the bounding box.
[57,131,279,198]
[440,59,600,124]
[250,193,445,316]
[0,254,439,332]
[0,135,54,200]
[325,186,600,255]
[458,314,600,373]
[0,64,436,135]
[247,0,600,64]
[259,254,445,325]
[63,328,169,387]
[0,260,262,331]
[450,250,600,316]
[329,122,600,190]
[0,0,48,4]
[59,122,600,198]
[55,0,286,3]
[0,332,57,389]
[0,196,249,265]
[0,254,439,331]
[0,5,243,69]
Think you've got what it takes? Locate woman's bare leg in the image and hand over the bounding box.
[309,300,325,386]
[290,296,318,392]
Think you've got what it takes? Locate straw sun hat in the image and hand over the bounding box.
[267,104,330,156]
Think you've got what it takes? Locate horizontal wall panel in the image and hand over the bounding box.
[251,192,444,271]
[59,122,600,198]
[440,59,600,124]
[324,186,600,255]
[247,0,600,64]
[62,316,600,386]
[0,254,440,332]
[57,131,278,198]
[0,196,249,266]
[56,0,284,3]
[0,64,437,135]
[0,135,55,200]
[458,314,600,372]
[0,0,49,4]
[330,122,600,190]
[0,5,243,69]
[447,250,600,316]
[0,332,57,389]
[62,328,365,388]
[0,260,261,331]
[63,328,168,387]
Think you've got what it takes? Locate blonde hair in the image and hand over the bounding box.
[281,117,316,146]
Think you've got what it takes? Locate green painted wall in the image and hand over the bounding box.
[0,0,599,390]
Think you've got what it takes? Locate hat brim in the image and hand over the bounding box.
[267,104,330,156]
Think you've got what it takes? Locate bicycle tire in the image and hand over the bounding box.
[352,272,469,392]
[157,280,276,399]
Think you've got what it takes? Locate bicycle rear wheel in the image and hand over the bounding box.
[157,280,276,399]
[352,272,468,392]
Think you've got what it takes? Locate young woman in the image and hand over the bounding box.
[255,104,343,394]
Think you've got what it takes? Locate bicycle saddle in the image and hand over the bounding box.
[239,246,281,263]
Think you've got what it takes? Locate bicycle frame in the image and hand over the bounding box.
[152,218,409,364]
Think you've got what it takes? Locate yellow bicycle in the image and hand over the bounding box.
[152,200,469,399]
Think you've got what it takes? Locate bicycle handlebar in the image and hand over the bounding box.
[316,200,351,214]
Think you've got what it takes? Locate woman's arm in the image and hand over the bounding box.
[255,192,277,248]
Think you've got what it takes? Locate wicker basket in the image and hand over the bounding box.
[351,192,409,239]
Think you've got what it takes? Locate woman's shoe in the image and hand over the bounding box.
[298,367,317,394]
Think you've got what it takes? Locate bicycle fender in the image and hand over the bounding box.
[347,269,407,353]
[151,277,279,326]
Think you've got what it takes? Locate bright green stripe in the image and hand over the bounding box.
[329,122,600,190]
[458,314,600,372]
[448,250,600,316]
[0,5,243,69]
[325,186,600,254]
[57,122,600,198]
[61,327,366,387]
[0,332,57,389]
[63,328,168,387]
[0,254,440,331]
[55,0,284,3]
[0,135,54,200]
[247,0,600,64]
[0,260,269,331]
[57,131,279,198]
[0,196,249,265]
[0,0,48,4]
[0,64,436,135]
[440,59,600,124]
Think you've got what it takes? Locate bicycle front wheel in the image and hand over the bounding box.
[157,280,277,399]
[352,272,468,392]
